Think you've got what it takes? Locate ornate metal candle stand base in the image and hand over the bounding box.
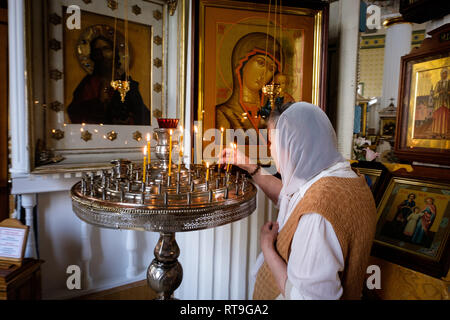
[70,128,257,299]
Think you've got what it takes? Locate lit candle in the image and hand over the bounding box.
[168,129,173,177]
[143,146,147,183]
[147,133,151,168]
[218,127,224,165]
[206,162,210,181]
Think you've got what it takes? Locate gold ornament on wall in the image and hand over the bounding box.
[107,131,118,141]
[153,83,162,93]
[167,0,178,16]
[110,80,130,102]
[132,5,142,16]
[50,101,64,112]
[107,0,118,11]
[153,35,162,46]
[133,131,143,142]
[81,130,92,142]
[49,38,61,51]
[49,69,63,81]
[110,0,131,103]
[49,13,62,25]
[153,10,162,21]
[153,58,162,68]
[51,129,65,140]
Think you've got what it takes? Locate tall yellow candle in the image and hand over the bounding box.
[206,162,210,181]
[143,146,147,183]
[218,127,224,165]
[168,129,173,177]
[147,133,151,168]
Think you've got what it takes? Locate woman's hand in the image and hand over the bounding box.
[260,221,279,252]
[219,146,258,174]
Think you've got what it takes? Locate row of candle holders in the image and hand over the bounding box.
[79,160,249,206]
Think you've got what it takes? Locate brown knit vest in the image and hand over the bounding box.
[253,175,377,300]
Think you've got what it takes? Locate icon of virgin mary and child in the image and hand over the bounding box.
[392,193,437,246]
[215,32,295,132]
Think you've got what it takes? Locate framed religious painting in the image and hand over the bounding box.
[25,0,187,171]
[192,0,328,165]
[395,23,450,165]
[371,167,450,278]
[350,161,390,206]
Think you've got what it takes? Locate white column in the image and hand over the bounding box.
[21,193,37,259]
[80,222,93,289]
[8,0,30,175]
[335,0,360,159]
[379,17,412,129]
[125,230,139,278]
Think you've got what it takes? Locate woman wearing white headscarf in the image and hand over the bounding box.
[223,102,377,300]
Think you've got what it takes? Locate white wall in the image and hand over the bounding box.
[38,191,159,299]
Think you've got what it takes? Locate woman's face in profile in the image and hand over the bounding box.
[242,54,276,92]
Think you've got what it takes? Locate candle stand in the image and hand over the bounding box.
[70,127,257,299]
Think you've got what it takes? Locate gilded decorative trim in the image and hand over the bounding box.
[132,5,142,16]
[106,131,118,141]
[383,16,411,28]
[49,69,63,81]
[49,13,62,25]
[49,38,61,51]
[107,0,118,11]
[153,58,162,68]
[153,10,162,21]
[50,101,64,112]
[167,0,178,16]
[132,131,142,142]
[312,11,322,106]
[153,35,162,45]
[51,129,65,140]
[153,83,162,93]
[81,130,92,142]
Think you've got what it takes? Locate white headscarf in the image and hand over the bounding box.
[272,102,344,223]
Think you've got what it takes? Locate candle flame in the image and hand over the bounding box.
[221,127,224,133]
[169,129,173,135]
[194,125,198,133]
[147,133,150,141]
[206,162,209,168]
[143,146,147,155]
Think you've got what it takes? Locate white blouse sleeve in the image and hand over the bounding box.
[283,213,344,300]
